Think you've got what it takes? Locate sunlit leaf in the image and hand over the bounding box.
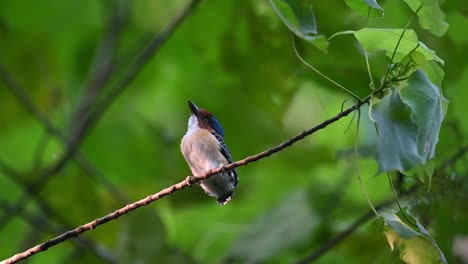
[403,0,448,37]
[411,52,444,87]
[331,28,443,64]
[382,211,447,264]
[344,0,384,19]
[269,0,328,52]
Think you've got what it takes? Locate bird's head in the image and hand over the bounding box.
[187,100,225,138]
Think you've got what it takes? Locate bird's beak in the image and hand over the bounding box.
[188,100,200,117]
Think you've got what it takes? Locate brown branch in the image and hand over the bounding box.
[0,162,115,263]
[1,97,366,263]
[0,199,116,263]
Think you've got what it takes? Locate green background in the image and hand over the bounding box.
[0,0,467,263]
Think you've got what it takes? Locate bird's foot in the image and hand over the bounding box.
[185,176,195,187]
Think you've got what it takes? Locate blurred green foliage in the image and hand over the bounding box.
[0,0,467,263]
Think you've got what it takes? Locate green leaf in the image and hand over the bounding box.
[229,190,317,262]
[344,0,384,19]
[404,161,435,189]
[371,90,423,172]
[399,70,448,162]
[411,52,444,87]
[370,70,447,173]
[332,28,443,64]
[269,0,328,52]
[402,0,448,37]
[381,211,447,264]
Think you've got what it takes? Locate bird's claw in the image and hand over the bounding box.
[185,176,195,187]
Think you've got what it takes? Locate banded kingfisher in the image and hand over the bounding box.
[180,100,238,205]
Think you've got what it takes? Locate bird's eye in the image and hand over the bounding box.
[204,118,210,123]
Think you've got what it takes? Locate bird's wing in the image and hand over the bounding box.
[212,132,239,187]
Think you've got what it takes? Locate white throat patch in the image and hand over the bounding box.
[186,115,200,135]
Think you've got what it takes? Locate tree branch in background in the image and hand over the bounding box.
[67,0,202,160]
[0,65,129,229]
[0,0,200,232]
[69,1,127,132]
[0,164,115,263]
[438,145,468,173]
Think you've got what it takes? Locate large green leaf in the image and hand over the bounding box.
[344,0,384,19]
[381,211,447,264]
[399,70,448,162]
[371,90,423,172]
[269,0,328,52]
[331,28,443,64]
[228,190,316,262]
[403,0,448,37]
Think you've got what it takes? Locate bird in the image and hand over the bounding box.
[180,100,238,205]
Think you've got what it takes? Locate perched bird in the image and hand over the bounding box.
[180,100,238,205]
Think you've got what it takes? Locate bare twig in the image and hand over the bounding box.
[0,162,115,263]
[0,199,116,263]
[1,97,366,263]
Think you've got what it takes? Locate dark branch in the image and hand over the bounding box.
[69,2,127,132]
[296,200,393,264]
[438,144,468,173]
[0,65,128,229]
[68,0,202,157]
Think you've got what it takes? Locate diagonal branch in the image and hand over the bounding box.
[296,200,393,264]
[0,66,127,203]
[0,161,115,263]
[0,65,128,229]
[67,0,202,161]
[69,1,127,132]
[0,198,116,263]
[1,97,366,263]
